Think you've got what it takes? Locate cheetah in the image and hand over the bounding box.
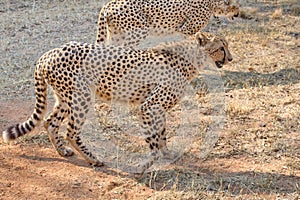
[96,0,239,47]
[2,32,232,173]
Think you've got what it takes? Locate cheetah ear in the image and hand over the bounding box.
[195,32,208,47]
[224,0,230,5]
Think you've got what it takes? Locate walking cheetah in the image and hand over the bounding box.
[3,33,232,173]
[96,0,239,47]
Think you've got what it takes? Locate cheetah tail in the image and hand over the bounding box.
[2,63,47,143]
[95,6,108,45]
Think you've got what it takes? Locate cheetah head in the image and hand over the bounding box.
[215,0,240,20]
[195,32,233,68]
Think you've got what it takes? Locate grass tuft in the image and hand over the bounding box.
[271,8,283,19]
[239,7,258,20]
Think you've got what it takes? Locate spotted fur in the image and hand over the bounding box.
[3,33,232,172]
[96,0,239,47]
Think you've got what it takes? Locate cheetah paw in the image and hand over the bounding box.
[57,146,74,157]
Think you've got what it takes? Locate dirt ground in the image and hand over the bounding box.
[0,0,299,199]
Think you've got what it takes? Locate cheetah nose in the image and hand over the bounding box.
[228,57,233,62]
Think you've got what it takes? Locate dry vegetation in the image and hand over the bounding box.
[0,0,299,199]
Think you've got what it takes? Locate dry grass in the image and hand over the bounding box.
[271,8,283,19]
[239,7,258,20]
[0,0,300,199]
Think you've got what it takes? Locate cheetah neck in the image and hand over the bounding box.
[151,40,214,80]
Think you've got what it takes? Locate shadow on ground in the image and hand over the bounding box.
[223,68,300,91]
[192,68,300,93]
[139,161,300,196]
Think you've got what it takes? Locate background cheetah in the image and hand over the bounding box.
[95,0,239,47]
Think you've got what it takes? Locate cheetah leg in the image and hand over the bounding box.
[157,128,168,155]
[137,103,167,174]
[65,88,103,167]
[135,84,182,176]
[44,94,74,157]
